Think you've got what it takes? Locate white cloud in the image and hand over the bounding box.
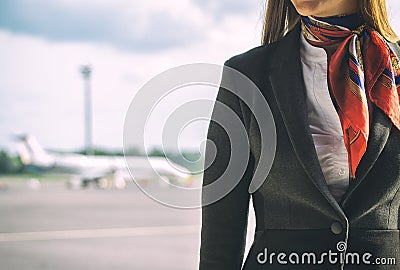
[0,0,220,52]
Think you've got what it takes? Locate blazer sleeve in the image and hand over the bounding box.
[199,59,254,270]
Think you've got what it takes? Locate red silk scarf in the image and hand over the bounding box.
[301,16,400,178]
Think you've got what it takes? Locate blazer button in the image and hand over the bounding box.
[330,221,343,234]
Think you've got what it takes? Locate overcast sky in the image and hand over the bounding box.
[0,0,399,154]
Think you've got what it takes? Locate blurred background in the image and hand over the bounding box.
[0,1,399,269]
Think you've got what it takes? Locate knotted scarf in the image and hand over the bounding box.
[301,15,400,178]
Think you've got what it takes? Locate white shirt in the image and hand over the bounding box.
[299,32,350,202]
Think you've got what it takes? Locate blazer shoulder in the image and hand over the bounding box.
[223,42,280,75]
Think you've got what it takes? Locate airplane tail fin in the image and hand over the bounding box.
[14,134,54,166]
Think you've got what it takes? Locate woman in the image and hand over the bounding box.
[199,0,400,269]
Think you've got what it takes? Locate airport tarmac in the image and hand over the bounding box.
[0,176,255,270]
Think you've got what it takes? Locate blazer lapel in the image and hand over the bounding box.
[339,106,393,207]
[267,23,347,218]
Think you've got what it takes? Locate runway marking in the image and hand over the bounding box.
[0,225,200,242]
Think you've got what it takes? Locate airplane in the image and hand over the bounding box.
[15,134,194,189]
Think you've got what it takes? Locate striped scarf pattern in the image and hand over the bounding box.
[301,16,400,178]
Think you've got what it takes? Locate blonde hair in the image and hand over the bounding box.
[261,0,399,44]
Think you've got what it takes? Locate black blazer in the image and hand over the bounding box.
[199,22,400,270]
